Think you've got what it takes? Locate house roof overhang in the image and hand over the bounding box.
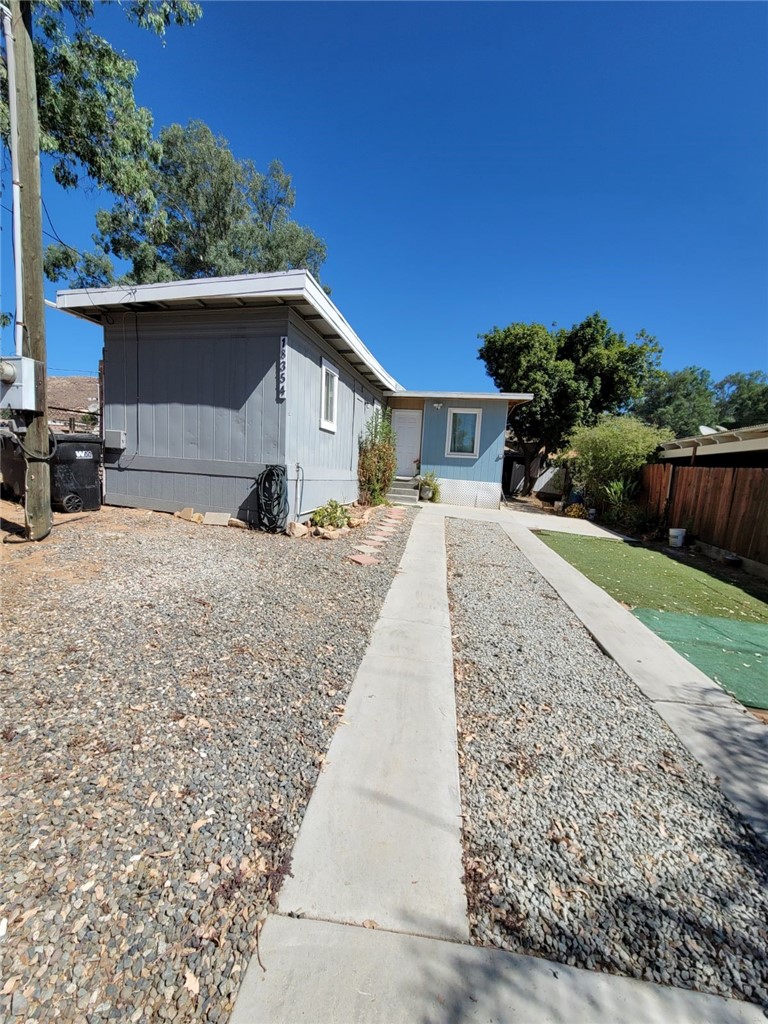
[56,270,402,393]
[384,390,533,404]
[658,423,768,459]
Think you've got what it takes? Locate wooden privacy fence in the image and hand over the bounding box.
[639,464,768,565]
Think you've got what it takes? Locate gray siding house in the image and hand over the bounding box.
[57,270,531,520]
[57,271,396,522]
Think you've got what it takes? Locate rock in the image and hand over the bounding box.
[191,513,204,525]
[173,507,196,522]
[11,991,28,1015]
[319,529,339,541]
[202,512,231,527]
[348,518,364,529]
[286,522,309,539]
[228,518,250,530]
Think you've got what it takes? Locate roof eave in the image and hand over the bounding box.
[384,390,533,403]
[55,270,401,393]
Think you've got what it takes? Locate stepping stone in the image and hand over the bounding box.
[354,545,381,556]
[202,511,231,526]
[348,553,379,566]
[367,534,391,542]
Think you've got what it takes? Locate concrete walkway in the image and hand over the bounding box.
[231,505,766,1024]
[277,508,468,940]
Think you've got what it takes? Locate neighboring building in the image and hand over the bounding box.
[658,424,768,468]
[56,271,531,521]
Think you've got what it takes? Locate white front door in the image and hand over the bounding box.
[392,408,422,477]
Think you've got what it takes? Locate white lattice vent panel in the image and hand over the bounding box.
[439,479,500,509]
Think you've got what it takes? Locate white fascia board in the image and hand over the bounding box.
[302,273,401,392]
[384,390,533,402]
[56,269,309,311]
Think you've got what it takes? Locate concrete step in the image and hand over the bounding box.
[388,491,420,506]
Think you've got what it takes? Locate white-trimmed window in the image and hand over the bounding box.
[320,358,339,432]
[445,408,482,458]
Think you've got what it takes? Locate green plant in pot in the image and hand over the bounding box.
[419,470,440,502]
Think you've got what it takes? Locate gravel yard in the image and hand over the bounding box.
[446,518,768,1008]
[0,504,413,1022]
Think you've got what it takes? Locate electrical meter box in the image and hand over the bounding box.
[0,357,44,412]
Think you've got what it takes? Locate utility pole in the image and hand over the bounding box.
[10,0,51,539]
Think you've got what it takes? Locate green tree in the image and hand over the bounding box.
[633,366,717,438]
[0,0,201,197]
[477,313,660,493]
[714,372,768,428]
[45,121,327,286]
[565,416,672,507]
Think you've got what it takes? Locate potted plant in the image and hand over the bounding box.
[419,470,440,502]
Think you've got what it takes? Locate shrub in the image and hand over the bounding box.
[358,409,397,505]
[311,499,351,529]
[566,416,672,509]
[564,503,588,518]
[601,477,638,525]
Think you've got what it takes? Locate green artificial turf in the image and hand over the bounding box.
[536,532,768,708]
[633,609,767,708]
[536,532,768,625]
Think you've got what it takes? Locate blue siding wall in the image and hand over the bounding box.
[421,400,507,481]
[419,399,507,507]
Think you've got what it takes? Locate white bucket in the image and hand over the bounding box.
[669,528,686,548]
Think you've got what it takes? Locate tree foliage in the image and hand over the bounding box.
[714,372,768,429]
[0,0,201,197]
[564,416,672,505]
[477,314,660,493]
[45,121,327,286]
[633,367,768,436]
[632,366,717,438]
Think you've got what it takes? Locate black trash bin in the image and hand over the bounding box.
[51,434,102,512]
[0,431,102,512]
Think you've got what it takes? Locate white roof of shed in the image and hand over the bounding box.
[56,270,402,393]
[658,423,768,459]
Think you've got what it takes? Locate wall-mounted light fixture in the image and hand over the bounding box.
[433,402,443,410]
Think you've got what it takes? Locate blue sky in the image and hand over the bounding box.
[1,0,766,389]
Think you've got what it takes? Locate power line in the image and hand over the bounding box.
[1,201,83,257]
[41,196,81,256]
[48,367,99,376]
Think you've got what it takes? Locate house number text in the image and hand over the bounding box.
[278,336,287,400]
